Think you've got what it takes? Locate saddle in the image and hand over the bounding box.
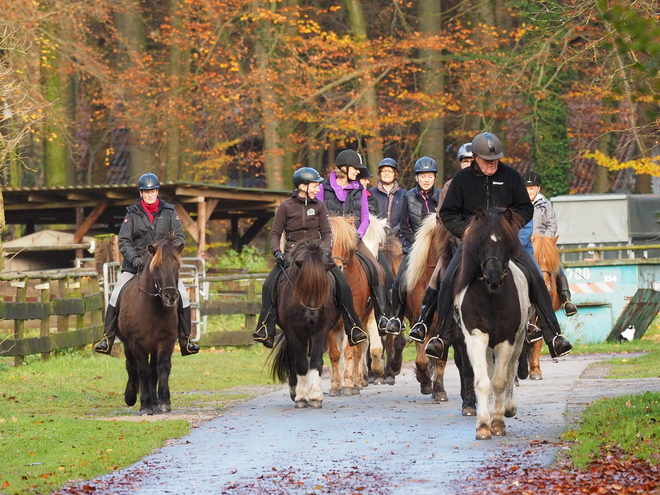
[356,251,380,287]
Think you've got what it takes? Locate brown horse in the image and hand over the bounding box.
[117,235,184,415]
[528,234,562,380]
[327,216,372,396]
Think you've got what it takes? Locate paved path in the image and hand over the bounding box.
[61,353,660,494]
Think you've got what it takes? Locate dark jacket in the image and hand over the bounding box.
[269,192,332,255]
[400,186,442,246]
[318,173,369,237]
[369,180,406,230]
[118,198,185,274]
[439,161,533,239]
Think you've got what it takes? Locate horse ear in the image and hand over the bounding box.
[475,209,484,219]
[295,259,303,268]
[148,244,156,255]
[503,208,513,223]
[174,242,184,253]
[552,235,559,245]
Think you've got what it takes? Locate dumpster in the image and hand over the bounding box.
[557,258,660,343]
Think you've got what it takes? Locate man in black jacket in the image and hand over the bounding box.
[424,132,573,360]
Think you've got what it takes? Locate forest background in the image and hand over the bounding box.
[0,0,658,250]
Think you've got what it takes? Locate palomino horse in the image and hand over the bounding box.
[528,234,562,380]
[116,235,184,415]
[327,215,373,396]
[269,239,340,408]
[453,208,533,440]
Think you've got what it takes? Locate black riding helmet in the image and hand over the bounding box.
[522,171,542,186]
[293,167,324,187]
[138,173,160,190]
[335,149,363,176]
[471,132,504,160]
[357,165,373,180]
[378,157,398,171]
[414,156,438,174]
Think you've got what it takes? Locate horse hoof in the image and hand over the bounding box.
[462,406,477,416]
[329,389,340,397]
[385,376,395,386]
[530,372,543,380]
[476,429,492,440]
[368,375,375,384]
[420,383,433,395]
[374,377,386,385]
[308,400,322,409]
[433,391,448,402]
[159,403,171,413]
[139,407,154,416]
[295,400,309,408]
[504,407,517,418]
[514,377,520,387]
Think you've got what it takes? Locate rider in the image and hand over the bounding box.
[357,165,379,216]
[369,158,406,232]
[522,170,578,316]
[408,143,472,343]
[424,132,573,360]
[385,157,442,335]
[252,167,368,348]
[316,149,391,332]
[94,173,200,356]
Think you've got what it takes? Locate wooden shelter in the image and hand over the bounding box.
[1,182,290,258]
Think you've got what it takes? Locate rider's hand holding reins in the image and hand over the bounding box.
[132,256,145,269]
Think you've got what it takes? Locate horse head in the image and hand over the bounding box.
[145,237,184,308]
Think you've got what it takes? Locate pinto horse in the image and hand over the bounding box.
[116,235,184,415]
[527,234,562,380]
[269,239,340,408]
[327,216,372,396]
[453,208,533,440]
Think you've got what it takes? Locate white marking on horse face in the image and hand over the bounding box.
[490,233,499,243]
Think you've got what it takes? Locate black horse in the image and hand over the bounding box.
[116,234,184,415]
[269,239,341,408]
[452,208,533,440]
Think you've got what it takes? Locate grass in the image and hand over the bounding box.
[2,321,660,492]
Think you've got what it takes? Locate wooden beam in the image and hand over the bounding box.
[27,193,60,203]
[205,198,219,223]
[240,217,270,246]
[197,199,206,258]
[67,192,96,201]
[74,199,110,243]
[173,200,200,242]
[174,187,287,203]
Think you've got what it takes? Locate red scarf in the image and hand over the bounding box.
[141,199,159,224]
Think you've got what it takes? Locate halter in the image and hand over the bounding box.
[136,267,178,298]
[479,256,507,280]
[331,255,348,271]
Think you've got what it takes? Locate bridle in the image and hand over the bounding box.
[479,256,507,281]
[136,266,178,298]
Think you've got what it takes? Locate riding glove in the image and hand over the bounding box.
[132,256,145,268]
[274,251,285,266]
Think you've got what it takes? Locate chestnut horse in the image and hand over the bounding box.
[327,216,373,396]
[269,239,340,408]
[117,235,183,415]
[528,234,562,380]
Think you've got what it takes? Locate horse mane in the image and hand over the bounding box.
[362,214,387,256]
[531,234,560,274]
[288,239,331,307]
[455,208,523,294]
[379,232,403,276]
[328,216,358,257]
[149,233,183,271]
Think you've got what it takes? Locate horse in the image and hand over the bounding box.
[453,208,533,440]
[527,234,562,380]
[116,234,184,416]
[327,215,373,396]
[269,239,340,408]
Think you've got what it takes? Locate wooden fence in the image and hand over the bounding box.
[0,270,103,364]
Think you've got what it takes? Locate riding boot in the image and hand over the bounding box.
[178,306,200,356]
[526,321,543,344]
[253,305,276,349]
[425,257,460,360]
[384,284,405,336]
[94,305,117,354]
[341,305,368,346]
[558,275,578,316]
[409,287,438,343]
[372,285,391,332]
[535,308,573,358]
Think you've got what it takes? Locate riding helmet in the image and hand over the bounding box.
[522,171,542,186]
[138,173,160,190]
[378,157,398,171]
[414,156,438,174]
[471,132,504,160]
[357,165,373,180]
[293,167,324,187]
[457,143,473,161]
[335,149,363,169]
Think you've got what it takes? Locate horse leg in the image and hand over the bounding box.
[135,350,154,415]
[124,346,139,407]
[490,343,516,437]
[327,324,344,397]
[529,340,543,380]
[432,358,448,402]
[454,337,476,416]
[464,332,492,440]
[414,342,433,396]
[384,332,406,385]
[341,339,359,396]
[365,313,386,385]
[156,345,174,413]
[307,335,326,409]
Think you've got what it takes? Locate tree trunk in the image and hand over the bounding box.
[418,0,445,179]
[345,0,383,174]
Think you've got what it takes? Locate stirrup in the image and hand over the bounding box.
[551,335,573,358]
[408,321,427,343]
[563,301,578,317]
[348,325,368,346]
[181,337,200,356]
[526,322,543,344]
[94,336,112,354]
[384,317,402,335]
[425,336,446,360]
[252,322,269,342]
[377,315,390,332]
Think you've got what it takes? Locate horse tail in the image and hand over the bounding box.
[403,215,439,292]
[362,214,387,256]
[269,333,291,383]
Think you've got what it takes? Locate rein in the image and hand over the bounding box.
[136,268,177,298]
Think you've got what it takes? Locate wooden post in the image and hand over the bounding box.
[57,277,69,334]
[39,278,51,361]
[94,234,120,276]
[12,277,27,366]
[245,278,256,332]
